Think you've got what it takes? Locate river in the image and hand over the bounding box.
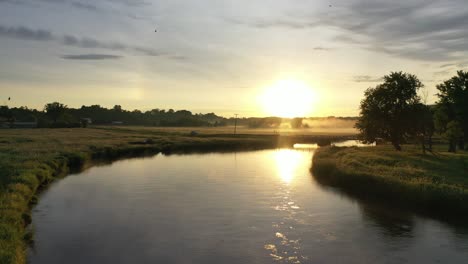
[28,146,468,263]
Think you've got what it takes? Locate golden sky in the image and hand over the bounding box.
[1,0,467,117]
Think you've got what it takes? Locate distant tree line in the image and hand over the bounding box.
[0,104,228,128]
[0,102,357,130]
[356,71,468,152]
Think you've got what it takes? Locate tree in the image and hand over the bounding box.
[436,71,468,150]
[0,106,14,126]
[445,121,463,152]
[434,104,456,152]
[44,102,67,123]
[113,105,122,112]
[355,72,423,151]
[412,104,434,153]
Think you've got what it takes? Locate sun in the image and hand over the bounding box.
[259,79,317,118]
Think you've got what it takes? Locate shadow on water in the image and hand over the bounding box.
[359,202,415,239]
[310,172,468,243]
[358,202,416,254]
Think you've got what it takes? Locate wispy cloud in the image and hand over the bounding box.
[107,0,151,7]
[313,47,331,51]
[62,35,124,50]
[0,0,23,4]
[228,0,468,63]
[226,17,318,29]
[70,1,98,11]
[61,54,122,60]
[325,0,468,62]
[440,63,456,68]
[353,75,384,83]
[0,25,54,41]
[0,24,169,57]
[433,70,451,77]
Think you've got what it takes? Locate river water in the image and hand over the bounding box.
[28,146,468,263]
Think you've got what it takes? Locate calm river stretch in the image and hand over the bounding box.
[29,145,468,263]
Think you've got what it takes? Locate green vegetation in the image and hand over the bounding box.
[0,126,352,264]
[356,70,468,152]
[355,72,430,151]
[312,145,468,221]
[434,71,468,152]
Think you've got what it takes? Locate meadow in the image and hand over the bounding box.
[0,126,354,264]
[311,145,468,222]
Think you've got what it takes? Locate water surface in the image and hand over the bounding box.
[29,148,468,263]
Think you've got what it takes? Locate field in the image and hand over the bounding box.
[0,126,355,264]
[97,125,358,136]
[311,145,468,222]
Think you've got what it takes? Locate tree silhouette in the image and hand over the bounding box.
[436,71,468,151]
[44,102,67,123]
[356,72,423,151]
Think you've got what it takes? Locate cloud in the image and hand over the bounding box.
[1,0,100,12]
[440,63,456,68]
[62,35,162,56]
[353,75,384,83]
[325,0,468,62]
[107,0,151,7]
[169,55,189,61]
[62,35,122,49]
[0,24,165,57]
[313,47,331,51]
[226,17,318,29]
[0,25,54,41]
[70,1,98,11]
[61,54,122,60]
[229,0,468,62]
[433,70,451,77]
[132,47,163,56]
[0,0,23,4]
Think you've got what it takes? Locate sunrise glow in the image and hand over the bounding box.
[260,79,317,118]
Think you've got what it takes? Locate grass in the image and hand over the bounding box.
[0,126,353,264]
[311,144,468,222]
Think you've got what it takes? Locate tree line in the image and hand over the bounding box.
[0,102,357,130]
[356,71,468,152]
[0,104,228,128]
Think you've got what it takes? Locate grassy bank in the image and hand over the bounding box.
[311,145,468,222]
[0,126,353,264]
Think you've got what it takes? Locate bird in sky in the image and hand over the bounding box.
[8,97,10,101]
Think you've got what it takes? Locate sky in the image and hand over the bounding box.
[1,0,468,117]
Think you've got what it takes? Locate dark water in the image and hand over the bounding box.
[29,148,468,263]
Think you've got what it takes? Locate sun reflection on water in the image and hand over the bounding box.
[266,149,311,263]
[274,149,304,184]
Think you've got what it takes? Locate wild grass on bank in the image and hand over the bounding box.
[311,145,468,221]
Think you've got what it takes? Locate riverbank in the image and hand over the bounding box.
[0,126,353,264]
[311,145,468,222]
